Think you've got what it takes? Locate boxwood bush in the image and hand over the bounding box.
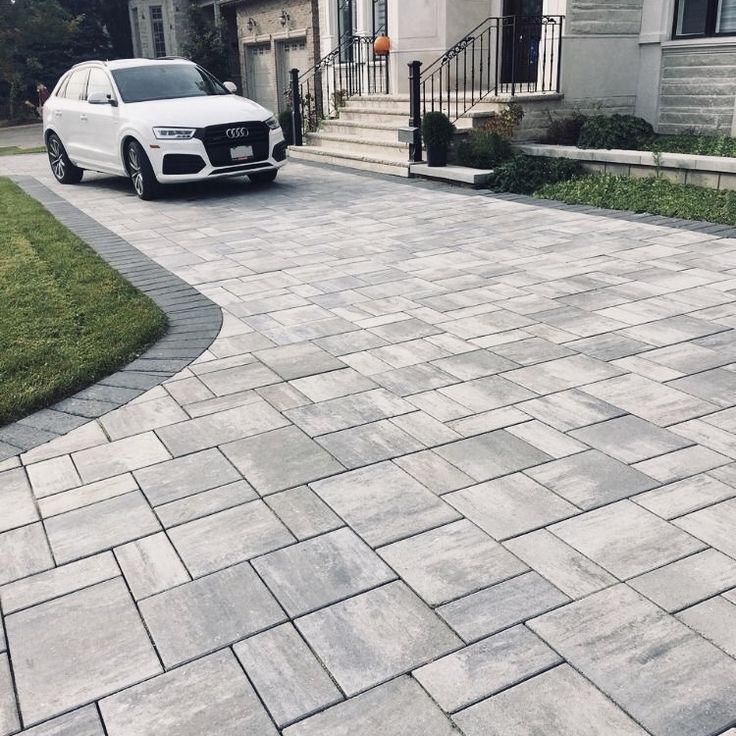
[542,113,587,145]
[578,114,655,150]
[489,155,584,194]
[457,130,512,169]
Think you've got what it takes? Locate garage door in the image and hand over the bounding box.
[246,43,276,111]
[277,39,309,112]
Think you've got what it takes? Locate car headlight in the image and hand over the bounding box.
[153,127,196,140]
[265,116,281,130]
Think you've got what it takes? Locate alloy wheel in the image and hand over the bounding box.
[48,137,65,180]
[127,144,144,197]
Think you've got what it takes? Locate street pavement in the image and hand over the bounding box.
[0,124,43,150]
[1,153,736,735]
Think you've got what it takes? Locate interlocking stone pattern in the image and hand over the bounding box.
[1,155,736,734]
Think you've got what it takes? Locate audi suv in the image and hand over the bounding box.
[43,58,287,199]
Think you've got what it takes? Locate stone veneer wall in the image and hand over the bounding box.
[128,0,189,58]
[566,0,644,35]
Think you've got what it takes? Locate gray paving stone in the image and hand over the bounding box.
[19,705,104,736]
[394,450,474,495]
[197,361,281,396]
[378,520,526,606]
[491,337,574,366]
[633,473,736,519]
[168,500,293,577]
[99,395,188,440]
[678,596,736,658]
[551,501,705,579]
[139,561,285,667]
[45,491,161,564]
[504,355,623,394]
[311,462,460,547]
[296,581,461,696]
[435,430,551,482]
[0,523,53,585]
[674,498,736,557]
[570,415,692,463]
[223,426,344,495]
[134,448,242,506]
[371,363,459,396]
[156,400,289,456]
[100,649,278,736]
[669,367,736,408]
[25,456,81,499]
[72,432,171,484]
[431,350,518,380]
[155,480,257,527]
[282,676,455,736]
[519,388,625,431]
[115,533,190,599]
[438,571,569,643]
[414,625,561,712]
[633,444,730,484]
[628,548,736,612]
[284,388,413,436]
[37,473,138,518]
[7,578,161,726]
[254,528,394,615]
[317,419,423,469]
[526,450,659,510]
[234,624,342,727]
[264,485,342,540]
[506,419,586,458]
[289,367,376,401]
[256,343,344,380]
[439,376,536,413]
[529,584,736,736]
[0,653,19,736]
[0,552,119,614]
[0,467,38,532]
[389,410,460,446]
[503,529,616,599]
[453,664,648,736]
[446,474,578,540]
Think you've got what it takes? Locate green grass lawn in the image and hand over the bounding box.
[0,145,46,156]
[0,177,167,426]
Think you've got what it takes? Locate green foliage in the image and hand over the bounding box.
[578,114,655,150]
[422,111,455,149]
[182,1,229,81]
[457,130,512,169]
[483,102,524,138]
[646,134,736,158]
[0,177,167,425]
[542,112,587,145]
[536,174,736,225]
[489,155,584,194]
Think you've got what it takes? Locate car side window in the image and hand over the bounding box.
[63,69,90,101]
[87,68,114,101]
[55,74,71,99]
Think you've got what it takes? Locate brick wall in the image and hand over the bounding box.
[566,0,644,36]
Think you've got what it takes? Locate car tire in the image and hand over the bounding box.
[248,169,278,185]
[47,133,83,184]
[125,140,159,200]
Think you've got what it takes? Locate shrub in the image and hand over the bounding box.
[422,111,455,148]
[542,112,587,145]
[489,155,584,194]
[646,134,736,158]
[536,174,736,225]
[457,130,512,169]
[278,109,293,144]
[483,102,525,138]
[578,114,655,150]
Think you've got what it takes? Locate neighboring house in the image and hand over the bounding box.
[128,0,190,59]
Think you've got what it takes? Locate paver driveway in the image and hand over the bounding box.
[2,155,736,735]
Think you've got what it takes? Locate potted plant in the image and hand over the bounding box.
[422,111,455,167]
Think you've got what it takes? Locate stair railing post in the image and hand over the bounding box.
[408,59,423,163]
[290,68,303,146]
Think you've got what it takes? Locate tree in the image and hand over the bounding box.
[181,1,229,80]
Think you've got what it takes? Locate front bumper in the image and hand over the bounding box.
[144,126,287,183]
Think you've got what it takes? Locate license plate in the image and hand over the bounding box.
[230,145,253,161]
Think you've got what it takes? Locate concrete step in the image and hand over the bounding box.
[321,119,403,143]
[339,107,408,125]
[344,91,563,113]
[288,145,410,177]
[305,131,408,159]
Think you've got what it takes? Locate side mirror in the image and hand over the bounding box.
[223,81,237,94]
[88,92,117,106]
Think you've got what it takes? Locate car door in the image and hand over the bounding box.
[82,68,121,171]
[56,68,90,162]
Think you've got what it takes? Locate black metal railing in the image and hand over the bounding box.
[288,33,389,145]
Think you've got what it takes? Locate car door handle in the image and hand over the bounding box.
[79,114,88,121]
[54,110,62,117]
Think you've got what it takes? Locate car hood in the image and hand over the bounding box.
[128,95,272,127]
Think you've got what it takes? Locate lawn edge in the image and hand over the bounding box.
[0,176,222,461]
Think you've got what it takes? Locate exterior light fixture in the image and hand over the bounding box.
[246,17,256,31]
[279,10,290,26]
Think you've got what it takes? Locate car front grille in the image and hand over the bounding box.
[198,121,270,167]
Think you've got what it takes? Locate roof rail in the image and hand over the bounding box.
[158,56,190,61]
[71,59,107,68]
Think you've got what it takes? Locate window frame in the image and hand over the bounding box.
[150,5,167,58]
[673,0,736,39]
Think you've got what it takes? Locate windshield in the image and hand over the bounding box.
[111,64,229,103]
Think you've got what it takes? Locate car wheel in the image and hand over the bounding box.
[248,169,278,185]
[47,133,83,184]
[126,140,159,200]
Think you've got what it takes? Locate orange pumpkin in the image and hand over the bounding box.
[374,35,391,56]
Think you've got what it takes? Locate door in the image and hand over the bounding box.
[501,0,543,86]
[54,68,89,161]
[80,68,120,171]
[277,38,308,113]
[246,43,276,111]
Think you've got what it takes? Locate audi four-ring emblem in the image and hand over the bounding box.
[226,127,249,139]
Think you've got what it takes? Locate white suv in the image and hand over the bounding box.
[43,58,287,199]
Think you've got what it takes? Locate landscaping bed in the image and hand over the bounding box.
[0,177,167,425]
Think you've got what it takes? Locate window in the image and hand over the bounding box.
[150,6,167,58]
[373,0,387,36]
[674,0,736,37]
[337,0,356,40]
[86,68,114,100]
[60,69,89,100]
[111,64,229,103]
